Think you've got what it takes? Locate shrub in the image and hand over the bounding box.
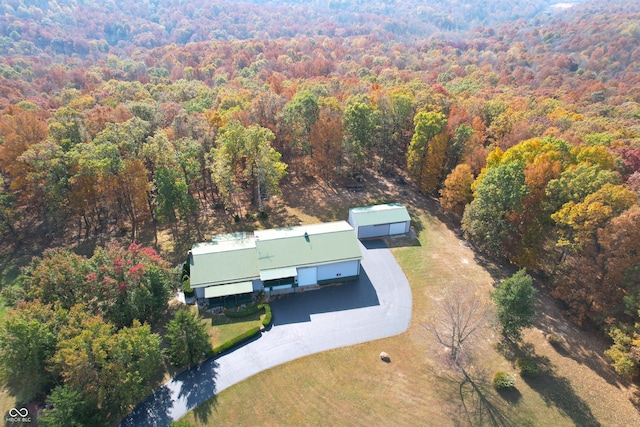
[224,304,261,318]
[546,333,562,346]
[259,303,272,327]
[606,346,638,379]
[182,276,195,297]
[492,371,516,389]
[605,327,640,379]
[182,260,190,277]
[211,326,261,356]
[515,358,540,378]
[225,303,272,325]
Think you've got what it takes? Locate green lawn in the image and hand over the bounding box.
[191,305,265,349]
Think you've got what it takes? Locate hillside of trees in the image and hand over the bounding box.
[1,0,564,58]
[1,0,640,416]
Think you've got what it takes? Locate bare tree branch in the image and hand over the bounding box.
[423,282,494,368]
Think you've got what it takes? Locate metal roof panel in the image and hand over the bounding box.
[204,281,254,298]
[349,204,410,227]
[255,221,362,271]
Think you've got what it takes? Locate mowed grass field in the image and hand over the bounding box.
[178,202,639,427]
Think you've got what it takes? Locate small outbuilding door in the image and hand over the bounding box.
[358,224,389,238]
[389,222,407,235]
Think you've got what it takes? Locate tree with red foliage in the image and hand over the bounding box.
[16,241,174,329]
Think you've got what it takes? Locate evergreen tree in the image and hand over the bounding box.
[166,309,212,367]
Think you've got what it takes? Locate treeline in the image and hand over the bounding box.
[455,138,640,332]
[0,0,561,58]
[0,75,440,241]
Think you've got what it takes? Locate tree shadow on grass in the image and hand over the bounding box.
[530,291,629,390]
[279,176,349,223]
[433,365,531,427]
[524,363,601,427]
[471,251,518,283]
[259,201,303,229]
[192,395,217,425]
[457,368,526,427]
[498,341,601,427]
[0,244,38,287]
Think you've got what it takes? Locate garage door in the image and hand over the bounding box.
[297,266,318,286]
[358,224,389,238]
[318,260,360,281]
[389,221,407,235]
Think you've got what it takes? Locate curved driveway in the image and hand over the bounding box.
[120,239,412,426]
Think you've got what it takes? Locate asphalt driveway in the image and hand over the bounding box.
[120,239,412,426]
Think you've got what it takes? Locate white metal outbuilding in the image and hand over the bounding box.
[348,204,411,239]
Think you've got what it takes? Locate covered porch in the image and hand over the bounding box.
[202,281,256,309]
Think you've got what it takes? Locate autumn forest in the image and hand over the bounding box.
[1,0,640,423]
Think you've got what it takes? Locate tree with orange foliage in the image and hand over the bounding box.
[309,99,343,180]
[117,159,150,241]
[508,154,563,268]
[550,185,638,323]
[440,163,474,218]
[0,109,48,184]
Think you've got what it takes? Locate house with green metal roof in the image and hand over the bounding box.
[189,232,260,300]
[348,203,411,239]
[255,221,362,292]
[188,221,363,301]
